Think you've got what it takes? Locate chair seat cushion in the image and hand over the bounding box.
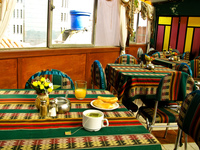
[141,98,179,108]
[138,106,179,123]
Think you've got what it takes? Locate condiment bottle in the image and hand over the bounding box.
[49,100,57,117]
[40,100,48,117]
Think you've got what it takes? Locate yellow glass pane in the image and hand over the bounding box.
[158,17,172,25]
[188,17,200,27]
[163,26,171,51]
[184,28,193,52]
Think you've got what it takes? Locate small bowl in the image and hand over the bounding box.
[54,97,71,114]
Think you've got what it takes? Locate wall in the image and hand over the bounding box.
[0,44,146,89]
[152,0,200,59]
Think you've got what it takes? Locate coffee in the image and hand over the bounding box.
[86,112,102,118]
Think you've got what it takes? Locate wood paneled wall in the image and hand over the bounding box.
[0,44,146,89]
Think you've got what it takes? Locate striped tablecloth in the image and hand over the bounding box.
[105,63,177,101]
[152,58,190,69]
[0,89,162,150]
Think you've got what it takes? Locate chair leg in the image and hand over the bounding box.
[185,133,187,150]
[164,123,170,138]
[174,127,182,150]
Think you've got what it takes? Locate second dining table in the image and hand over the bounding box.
[0,89,162,150]
[152,57,190,69]
[105,63,180,103]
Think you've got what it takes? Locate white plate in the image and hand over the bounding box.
[90,100,119,110]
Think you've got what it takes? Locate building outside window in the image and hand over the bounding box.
[1,0,96,48]
[130,13,147,44]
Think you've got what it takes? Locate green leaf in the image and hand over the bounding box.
[53,85,61,90]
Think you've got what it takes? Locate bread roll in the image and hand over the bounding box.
[97,96,118,103]
[93,99,114,109]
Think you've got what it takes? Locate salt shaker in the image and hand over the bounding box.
[49,100,57,117]
[40,100,48,117]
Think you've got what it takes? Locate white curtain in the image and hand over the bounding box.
[0,0,16,42]
[119,1,127,55]
[95,0,120,46]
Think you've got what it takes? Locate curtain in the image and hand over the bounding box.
[95,0,120,46]
[140,1,154,53]
[0,0,16,42]
[119,1,127,55]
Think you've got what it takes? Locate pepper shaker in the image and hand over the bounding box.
[40,100,48,117]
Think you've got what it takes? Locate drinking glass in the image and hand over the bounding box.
[75,80,87,100]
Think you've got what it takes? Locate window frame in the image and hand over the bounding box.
[47,0,98,48]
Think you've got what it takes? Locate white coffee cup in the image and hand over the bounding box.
[82,109,109,131]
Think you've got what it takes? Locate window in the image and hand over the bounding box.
[20,25,22,34]
[13,25,15,34]
[130,13,147,44]
[20,9,22,19]
[17,25,19,33]
[1,0,96,49]
[13,10,15,18]
[17,9,19,18]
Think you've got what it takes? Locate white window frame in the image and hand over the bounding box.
[47,0,97,48]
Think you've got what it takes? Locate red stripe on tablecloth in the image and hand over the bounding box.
[0,120,141,130]
[119,78,161,97]
[0,98,36,103]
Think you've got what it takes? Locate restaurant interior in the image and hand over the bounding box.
[0,0,200,150]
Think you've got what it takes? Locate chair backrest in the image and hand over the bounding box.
[190,57,200,78]
[114,54,138,64]
[177,90,200,147]
[156,72,195,102]
[172,49,180,54]
[181,52,190,60]
[152,52,164,58]
[25,69,74,89]
[147,50,158,56]
[91,60,107,89]
[175,63,193,76]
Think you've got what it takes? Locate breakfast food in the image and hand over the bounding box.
[93,99,114,109]
[92,96,118,109]
[97,96,118,103]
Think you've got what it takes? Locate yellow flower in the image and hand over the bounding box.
[47,88,53,93]
[37,81,41,85]
[40,77,45,82]
[32,81,38,87]
[44,82,50,87]
[40,84,44,90]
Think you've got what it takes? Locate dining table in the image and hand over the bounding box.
[105,63,180,103]
[0,89,162,150]
[152,57,190,69]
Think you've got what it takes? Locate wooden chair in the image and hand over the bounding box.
[174,90,200,150]
[152,51,164,58]
[91,60,107,90]
[181,52,190,60]
[175,63,193,76]
[25,69,74,89]
[136,72,196,138]
[114,54,138,64]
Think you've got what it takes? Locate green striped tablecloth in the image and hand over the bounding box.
[152,58,190,69]
[105,63,177,101]
[0,89,162,150]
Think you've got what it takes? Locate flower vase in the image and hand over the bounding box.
[35,93,49,109]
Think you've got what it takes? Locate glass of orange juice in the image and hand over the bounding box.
[75,80,87,100]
